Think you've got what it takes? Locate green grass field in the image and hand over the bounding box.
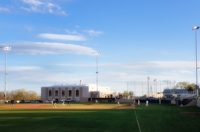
[0,103,200,132]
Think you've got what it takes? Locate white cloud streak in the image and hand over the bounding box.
[179,70,193,74]
[0,66,68,85]
[103,61,195,70]
[8,66,41,71]
[0,42,96,55]
[0,7,10,12]
[84,29,103,36]
[65,29,78,34]
[100,61,195,83]
[21,0,67,15]
[39,33,86,41]
[52,61,195,72]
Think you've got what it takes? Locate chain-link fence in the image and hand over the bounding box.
[127,80,176,96]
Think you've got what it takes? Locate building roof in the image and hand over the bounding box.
[42,83,109,88]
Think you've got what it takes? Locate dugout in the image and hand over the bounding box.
[88,98,115,102]
[138,99,171,104]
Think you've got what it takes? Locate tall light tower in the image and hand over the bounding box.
[192,26,199,98]
[147,76,150,98]
[154,79,157,98]
[140,82,143,96]
[1,46,11,103]
[94,52,101,98]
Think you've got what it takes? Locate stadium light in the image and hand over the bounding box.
[1,46,11,103]
[140,82,143,96]
[192,26,199,98]
[147,77,150,98]
[93,52,101,98]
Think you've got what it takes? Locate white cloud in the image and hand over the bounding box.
[39,33,86,41]
[1,42,96,55]
[0,7,10,12]
[10,66,41,71]
[179,70,193,74]
[93,61,196,84]
[114,61,195,70]
[21,0,67,15]
[84,29,103,36]
[61,60,195,72]
[0,65,69,85]
[23,0,43,6]
[65,29,78,34]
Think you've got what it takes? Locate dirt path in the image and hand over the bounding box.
[0,103,135,109]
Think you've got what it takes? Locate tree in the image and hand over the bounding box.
[0,92,4,100]
[2,89,40,101]
[175,82,189,89]
[128,91,134,99]
[26,91,39,100]
[186,83,195,92]
[175,82,195,92]
[12,89,26,100]
[123,91,129,98]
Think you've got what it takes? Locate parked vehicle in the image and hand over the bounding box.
[30,100,43,103]
[30,100,35,103]
[19,100,26,103]
[46,100,52,103]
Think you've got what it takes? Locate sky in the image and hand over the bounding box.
[0,0,200,95]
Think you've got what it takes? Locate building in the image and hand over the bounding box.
[41,83,117,102]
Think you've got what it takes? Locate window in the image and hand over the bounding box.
[55,90,58,96]
[69,90,72,97]
[76,90,79,97]
[62,90,65,97]
[49,90,52,97]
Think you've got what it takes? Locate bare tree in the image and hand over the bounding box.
[2,89,40,101]
[0,92,4,100]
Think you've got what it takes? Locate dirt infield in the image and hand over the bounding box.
[0,103,135,109]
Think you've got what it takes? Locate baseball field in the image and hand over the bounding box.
[0,102,200,132]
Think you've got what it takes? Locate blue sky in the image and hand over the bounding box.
[0,0,200,95]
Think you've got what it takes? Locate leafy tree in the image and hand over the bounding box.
[186,83,195,92]
[123,91,129,98]
[175,82,197,93]
[129,91,133,96]
[175,82,189,89]
[128,91,134,99]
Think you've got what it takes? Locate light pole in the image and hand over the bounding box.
[192,26,199,98]
[140,82,143,96]
[126,82,128,99]
[147,76,150,98]
[1,46,11,103]
[94,52,101,98]
[154,79,157,98]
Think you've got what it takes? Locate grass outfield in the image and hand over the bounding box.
[0,103,200,132]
